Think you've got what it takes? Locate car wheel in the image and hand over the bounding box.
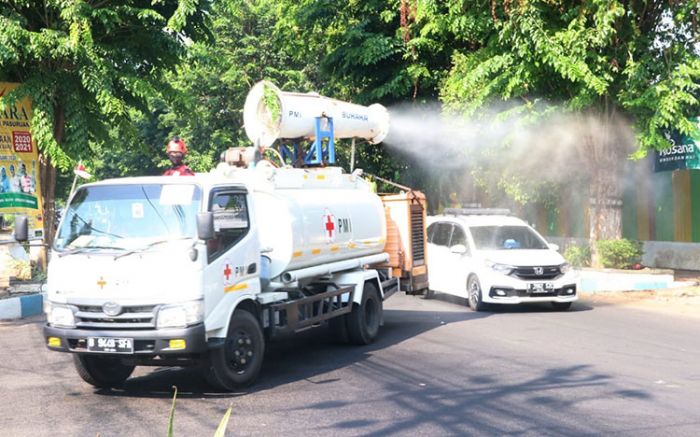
[467,276,487,312]
[551,302,572,311]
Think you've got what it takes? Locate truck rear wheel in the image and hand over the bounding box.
[205,309,265,391]
[73,355,134,388]
[347,282,381,345]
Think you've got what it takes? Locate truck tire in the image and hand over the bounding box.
[205,309,265,391]
[73,355,134,388]
[346,282,381,345]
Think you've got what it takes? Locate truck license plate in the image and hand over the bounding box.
[528,282,554,293]
[87,337,134,354]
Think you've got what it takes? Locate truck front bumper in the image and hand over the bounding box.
[43,323,207,355]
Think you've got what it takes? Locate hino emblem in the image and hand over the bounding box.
[533,267,544,275]
[102,302,122,317]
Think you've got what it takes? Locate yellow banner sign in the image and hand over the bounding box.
[0,82,44,239]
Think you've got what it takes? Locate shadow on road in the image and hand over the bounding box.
[428,291,594,313]
[95,305,489,399]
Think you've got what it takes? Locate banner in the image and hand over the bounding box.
[654,117,700,172]
[0,82,44,238]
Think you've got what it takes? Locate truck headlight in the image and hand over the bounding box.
[156,300,204,329]
[485,260,515,275]
[46,303,76,328]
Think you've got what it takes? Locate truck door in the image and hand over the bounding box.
[204,188,260,318]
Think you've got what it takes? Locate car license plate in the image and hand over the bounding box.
[87,337,134,354]
[528,282,554,293]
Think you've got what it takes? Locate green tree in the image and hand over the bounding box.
[437,0,699,262]
[0,0,211,248]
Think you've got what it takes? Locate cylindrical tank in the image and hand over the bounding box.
[251,168,386,280]
[243,81,390,148]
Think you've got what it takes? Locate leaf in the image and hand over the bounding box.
[167,386,177,437]
[213,405,233,437]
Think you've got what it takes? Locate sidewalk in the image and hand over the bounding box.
[0,282,44,320]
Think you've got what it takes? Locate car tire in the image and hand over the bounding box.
[346,282,382,345]
[73,354,134,388]
[205,309,265,391]
[467,276,488,312]
[551,302,572,311]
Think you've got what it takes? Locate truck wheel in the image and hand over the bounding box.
[551,302,572,311]
[424,289,435,299]
[205,310,265,391]
[467,276,488,312]
[347,282,382,345]
[73,355,134,388]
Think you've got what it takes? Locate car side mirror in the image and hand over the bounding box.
[548,243,560,252]
[450,244,467,255]
[14,215,28,242]
[196,212,215,240]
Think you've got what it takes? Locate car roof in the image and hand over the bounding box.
[428,214,530,227]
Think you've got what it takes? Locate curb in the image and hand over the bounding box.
[0,292,43,320]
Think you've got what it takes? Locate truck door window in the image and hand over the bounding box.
[208,191,249,261]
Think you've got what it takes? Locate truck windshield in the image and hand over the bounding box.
[54,184,202,252]
[470,225,548,250]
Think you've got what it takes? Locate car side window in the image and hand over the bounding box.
[208,190,249,262]
[432,223,452,247]
[427,223,437,243]
[449,226,471,256]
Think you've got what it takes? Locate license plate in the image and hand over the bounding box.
[87,337,134,354]
[528,282,554,293]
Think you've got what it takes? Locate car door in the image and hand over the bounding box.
[427,222,453,293]
[443,224,471,298]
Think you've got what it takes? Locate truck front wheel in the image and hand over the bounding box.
[347,282,382,345]
[73,355,135,388]
[205,309,265,391]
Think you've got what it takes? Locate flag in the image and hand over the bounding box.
[74,162,91,179]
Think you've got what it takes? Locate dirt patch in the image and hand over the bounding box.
[581,286,700,319]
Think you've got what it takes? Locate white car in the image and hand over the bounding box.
[426,209,578,311]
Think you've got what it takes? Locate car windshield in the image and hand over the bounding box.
[54,184,201,252]
[470,225,548,250]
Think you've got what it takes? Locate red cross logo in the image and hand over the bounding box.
[323,211,336,241]
[224,264,232,281]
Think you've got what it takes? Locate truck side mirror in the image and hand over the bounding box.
[14,215,28,242]
[197,212,215,240]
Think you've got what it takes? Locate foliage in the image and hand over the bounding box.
[166,386,233,437]
[0,0,212,241]
[595,238,643,269]
[563,244,591,268]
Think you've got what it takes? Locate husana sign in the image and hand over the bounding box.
[654,117,700,172]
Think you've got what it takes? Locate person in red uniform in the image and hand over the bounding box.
[163,136,195,176]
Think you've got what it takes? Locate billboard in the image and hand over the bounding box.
[654,117,700,172]
[0,82,44,238]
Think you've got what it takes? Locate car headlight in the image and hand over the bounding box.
[46,302,76,328]
[560,262,572,274]
[157,300,204,329]
[485,260,515,275]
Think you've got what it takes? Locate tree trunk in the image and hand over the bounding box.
[37,103,64,269]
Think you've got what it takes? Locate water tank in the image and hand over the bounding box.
[243,81,390,148]
[251,167,386,280]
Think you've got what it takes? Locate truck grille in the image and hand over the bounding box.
[75,304,157,329]
[512,266,561,280]
[410,204,425,266]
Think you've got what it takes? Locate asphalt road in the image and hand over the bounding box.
[1,293,699,437]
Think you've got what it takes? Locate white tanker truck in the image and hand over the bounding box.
[32,83,425,390]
